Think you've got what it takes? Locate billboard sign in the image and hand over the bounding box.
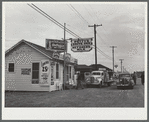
[52,51,60,59]
[115,65,118,68]
[46,39,66,52]
[40,60,50,84]
[21,68,31,75]
[71,38,93,52]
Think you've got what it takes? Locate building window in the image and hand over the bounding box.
[32,63,39,84]
[69,66,71,79]
[8,63,14,72]
[56,63,59,79]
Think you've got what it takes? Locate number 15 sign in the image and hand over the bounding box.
[40,60,50,84]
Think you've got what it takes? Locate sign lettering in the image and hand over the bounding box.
[46,39,66,52]
[40,60,50,84]
[52,51,60,59]
[71,38,93,52]
[21,68,31,75]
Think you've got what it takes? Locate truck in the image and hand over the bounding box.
[85,69,113,88]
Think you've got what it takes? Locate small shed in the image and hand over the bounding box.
[5,39,77,91]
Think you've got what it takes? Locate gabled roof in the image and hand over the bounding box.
[5,39,76,63]
[76,64,91,69]
[5,39,53,59]
[90,64,112,71]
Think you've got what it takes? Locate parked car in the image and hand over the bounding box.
[85,70,110,88]
[116,73,135,89]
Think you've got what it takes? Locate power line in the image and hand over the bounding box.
[66,4,89,35]
[92,46,112,61]
[67,4,114,61]
[92,45,112,59]
[31,3,81,38]
[27,3,81,38]
[28,3,117,65]
[69,4,89,25]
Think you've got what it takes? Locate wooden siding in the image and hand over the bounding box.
[50,63,63,92]
[5,42,75,91]
[5,43,49,91]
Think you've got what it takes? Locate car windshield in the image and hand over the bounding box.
[120,74,130,78]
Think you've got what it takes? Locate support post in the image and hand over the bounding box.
[119,59,124,73]
[63,23,66,90]
[88,24,102,70]
[110,46,117,72]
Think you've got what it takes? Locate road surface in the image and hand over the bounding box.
[5,78,144,107]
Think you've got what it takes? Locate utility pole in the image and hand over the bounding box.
[110,46,117,73]
[88,24,102,70]
[119,59,124,73]
[63,23,66,90]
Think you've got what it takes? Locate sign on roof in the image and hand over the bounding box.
[71,38,93,52]
[52,51,60,59]
[46,39,66,52]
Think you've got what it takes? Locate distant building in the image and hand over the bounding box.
[75,64,113,79]
[89,64,112,72]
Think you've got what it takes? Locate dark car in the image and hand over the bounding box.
[116,73,135,89]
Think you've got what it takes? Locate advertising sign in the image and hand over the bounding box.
[21,68,31,75]
[71,38,93,52]
[52,51,60,59]
[40,60,50,84]
[115,65,118,68]
[65,53,71,62]
[51,65,54,85]
[50,61,55,66]
[46,39,66,52]
[74,59,78,65]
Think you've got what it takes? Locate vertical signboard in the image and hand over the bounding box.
[50,61,55,85]
[40,60,50,84]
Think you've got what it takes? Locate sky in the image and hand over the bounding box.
[3,2,147,73]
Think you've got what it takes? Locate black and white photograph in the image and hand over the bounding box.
[2,2,147,120]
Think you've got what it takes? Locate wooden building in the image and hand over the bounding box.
[5,39,77,91]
